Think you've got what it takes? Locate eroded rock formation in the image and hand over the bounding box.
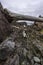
[0,3,12,42]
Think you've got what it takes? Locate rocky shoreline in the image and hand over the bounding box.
[0,3,43,65]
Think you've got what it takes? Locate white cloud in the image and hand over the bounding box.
[0,0,43,16]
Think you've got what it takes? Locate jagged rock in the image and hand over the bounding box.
[0,2,43,65]
[0,37,15,61]
[2,39,15,50]
[32,43,43,57]
[4,8,14,23]
[0,3,12,42]
[4,54,19,65]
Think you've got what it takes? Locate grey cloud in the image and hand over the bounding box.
[0,0,43,16]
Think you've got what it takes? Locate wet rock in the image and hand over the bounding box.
[33,57,40,63]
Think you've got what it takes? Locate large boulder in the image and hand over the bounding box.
[0,3,12,42]
[0,37,15,61]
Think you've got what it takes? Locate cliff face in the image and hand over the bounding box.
[0,3,12,42]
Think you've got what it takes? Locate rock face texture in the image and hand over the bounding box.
[0,25,43,65]
[0,2,43,65]
[0,3,12,42]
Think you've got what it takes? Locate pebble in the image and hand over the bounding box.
[33,57,40,63]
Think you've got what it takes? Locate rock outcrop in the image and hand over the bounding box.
[0,3,12,42]
[0,2,43,65]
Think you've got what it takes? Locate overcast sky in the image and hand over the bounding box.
[0,0,43,16]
